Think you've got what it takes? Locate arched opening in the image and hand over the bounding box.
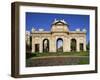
[56,38,63,52]
[71,39,77,51]
[43,39,49,52]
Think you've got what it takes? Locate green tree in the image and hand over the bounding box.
[86,42,90,51]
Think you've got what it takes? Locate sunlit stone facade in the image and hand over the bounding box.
[26,19,86,53]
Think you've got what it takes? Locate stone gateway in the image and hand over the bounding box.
[26,19,86,53]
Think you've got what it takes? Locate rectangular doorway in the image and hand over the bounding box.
[80,43,84,51]
[35,44,39,52]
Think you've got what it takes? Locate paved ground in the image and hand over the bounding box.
[26,56,89,67]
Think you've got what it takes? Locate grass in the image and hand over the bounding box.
[78,58,89,64]
[26,51,89,59]
[26,51,89,66]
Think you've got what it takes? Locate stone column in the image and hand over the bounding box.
[84,38,86,51]
[50,37,53,52]
[63,37,70,52]
[32,36,35,53]
[67,38,71,52]
[51,37,56,52]
[77,38,80,52]
[53,38,56,52]
[63,38,66,52]
[39,38,43,53]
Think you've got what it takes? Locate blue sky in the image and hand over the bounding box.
[26,12,90,43]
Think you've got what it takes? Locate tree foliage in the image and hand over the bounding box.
[86,42,90,51]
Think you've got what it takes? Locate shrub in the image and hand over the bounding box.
[26,52,37,59]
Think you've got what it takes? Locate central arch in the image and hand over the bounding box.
[56,38,63,52]
[43,39,49,52]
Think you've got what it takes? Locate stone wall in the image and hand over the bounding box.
[31,31,86,53]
